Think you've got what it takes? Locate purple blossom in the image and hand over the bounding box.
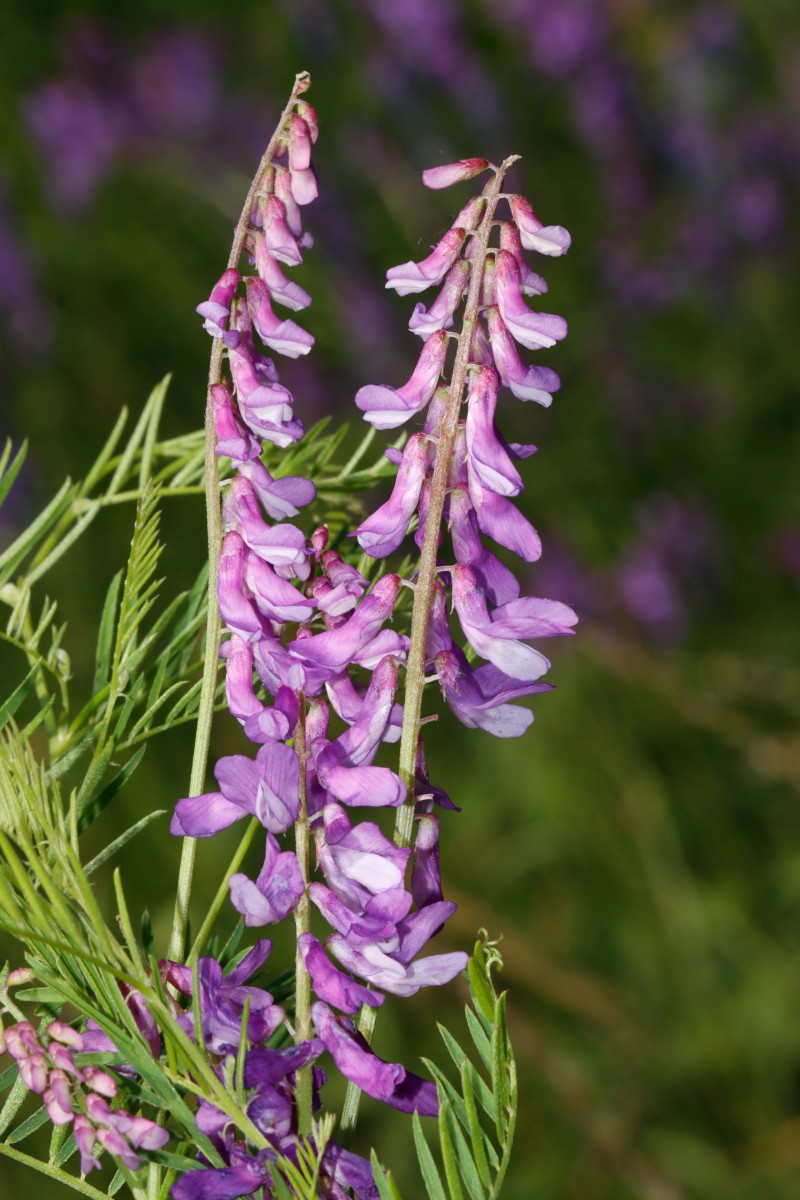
[354,433,429,556]
[495,250,568,350]
[312,1002,438,1116]
[385,226,467,295]
[355,329,449,429]
[422,158,490,189]
[408,259,471,339]
[170,740,300,837]
[230,833,305,925]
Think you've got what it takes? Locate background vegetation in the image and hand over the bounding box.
[1,2,799,1196]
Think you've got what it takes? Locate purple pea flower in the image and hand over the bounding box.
[315,804,410,912]
[355,328,449,429]
[288,574,402,673]
[467,469,542,561]
[408,259,470,339]
[298,934,384,1014]
[354,433,429,556]
[448,485,520,605]
[485,305,560,405]
[507,195,572,256]
[170,739,299,837]
[422,158,490,189]
[411,814,443,907]
[465,366,524,497]
[436,647,551,737]
[495,250,568,350]
[498,223,549,295]
[235,458,316,520]
[385,226,467,295]
[452,564,577,681]
[230,833,305,926]
[251,231,311,310]
[196,268,241,345]
[312,1002,438,1116]
[212,384,261,461]
[246,277,314,358]
[260,194,303,266]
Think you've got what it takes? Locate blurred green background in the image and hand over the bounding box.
[1,1,800,1197]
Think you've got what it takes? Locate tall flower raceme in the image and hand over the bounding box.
[0,79,575,1200]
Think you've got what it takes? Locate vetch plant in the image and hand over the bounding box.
[0,72,575,1199]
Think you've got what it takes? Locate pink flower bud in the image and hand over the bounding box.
[422,158,490,190]
[82,1065,118,1099]
[19,1052,48,1093]
[47,1021,85,1052]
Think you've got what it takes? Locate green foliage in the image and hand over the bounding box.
[372,936,517,1200]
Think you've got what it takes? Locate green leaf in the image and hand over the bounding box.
[412,1110,447,1200]
[0,662,42,730]
[77,746,146,833]
[5,1103,51,1145]
[370,1150,405,1200]
[94,570,123,690]
[0,440,28,510]
[438,1098,465,1200]
[83,807,166,876]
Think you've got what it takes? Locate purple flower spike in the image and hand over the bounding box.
[252,233,311,310]
[485,306,560,405]
[246,277,314,359]
[299,934,384,1013]
[312,1002,438,1116]
[422,158,490,190]
[465,367,524,497]
[386,227,467,296]
[355,330,448,430]
[508,195,571,256]
[196,268,240,345]
[230,833,304,926]
[211,384,261,461]
[495,251,568,351]
[408,259,470,340]
[436,647,551,737]
[354,433,428,557]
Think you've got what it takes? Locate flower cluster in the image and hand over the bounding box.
[166,85,473,1198]
[354,156,578,740]
[0,1012,168,1174]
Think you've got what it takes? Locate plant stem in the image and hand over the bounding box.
[168,72,311,964]
[341,157,519,1133]
[293,698,313,1134]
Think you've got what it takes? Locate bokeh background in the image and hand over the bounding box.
[1,1,800,1197]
